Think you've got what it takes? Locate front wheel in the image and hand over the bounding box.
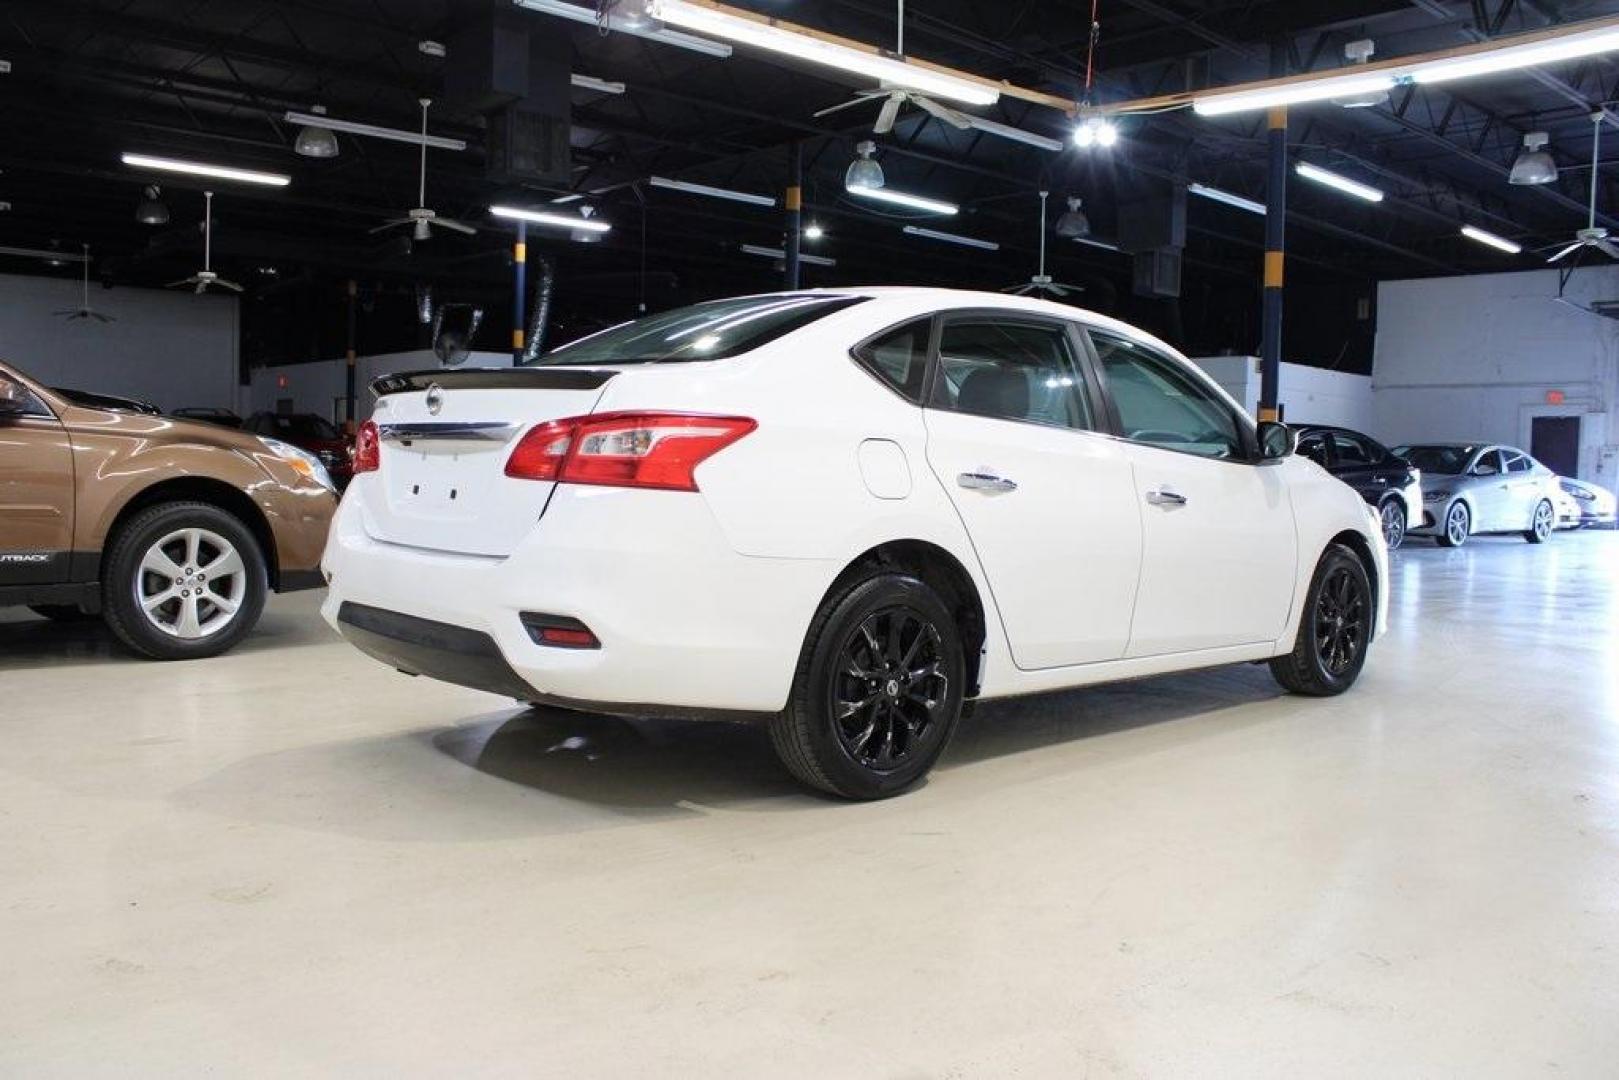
[1269,544,1373,697]
[1437,501,1470,548]
[1524,499,1554,544]
[1378,499,1406,551]
[101,501,268,660]
[769,573,965,800]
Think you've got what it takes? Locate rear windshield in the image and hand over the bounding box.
[1393,445,1474,475]
[530,295,866,366]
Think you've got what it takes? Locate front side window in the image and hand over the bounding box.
[852,318,931,403]
[1090,331,1244,459]
[1297,431,1332,467]
[531,295,865,366]
[931,319,1093,430]
[1473,449,1503,476]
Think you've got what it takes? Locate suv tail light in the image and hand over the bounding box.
[352,419,380,474]
[505,412,756,491]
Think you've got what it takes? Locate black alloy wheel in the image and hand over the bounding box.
[831,608,950,771]
[1269,543,1373,696]
[1313,565,1368,679]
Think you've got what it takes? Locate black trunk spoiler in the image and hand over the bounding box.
[370,367,618,398]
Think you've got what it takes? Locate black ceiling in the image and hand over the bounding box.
[3,0,1619,370]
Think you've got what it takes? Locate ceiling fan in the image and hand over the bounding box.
[1004,191,1087,299]
[815,85,973,136]
[54,244,115,322]
[1545,111,1619,264]
[372,98,476,240]
[168,191,243,294]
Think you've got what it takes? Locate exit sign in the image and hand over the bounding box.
[1545,390,1566,405]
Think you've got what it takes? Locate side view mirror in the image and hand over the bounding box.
[1257,420,1296,462]
[0,377,32,416]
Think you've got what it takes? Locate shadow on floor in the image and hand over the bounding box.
[0,606,334,671]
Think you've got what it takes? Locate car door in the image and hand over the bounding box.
[1501,449,1543,528]
[0,373,75,585]
[922,313,1143,669]
[1329,431,1384,504]
[1466,448,1511,531]
[1085,329,1297,656]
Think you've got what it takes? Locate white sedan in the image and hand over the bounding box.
[322,288,1387,799]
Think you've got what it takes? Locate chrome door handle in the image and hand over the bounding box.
[1146,488,1187,506]
[957,471,1017,493]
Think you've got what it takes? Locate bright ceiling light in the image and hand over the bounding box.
[1413,25,1619,84]
[571,73,626,95]
[902,225,999,250]
[1194,74,1397,117]
[121,153,290,187]
[650,0,999,106]
[847,184,958,215]
[650,175,776,207]
[1189,182,1267,216]
[282,111,466,151]
[1509,131,1558,186]
[1073,117,1118,148]
[293,105,340,159]
[1460,224,1523,254]
[845,141,885,190]
[1295,162,1385,203]
[490,205,613,233]
[740,243,836,266]
[803,223,825,240]
[514,0,733,58]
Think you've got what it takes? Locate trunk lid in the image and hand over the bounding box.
[361,367,616,557]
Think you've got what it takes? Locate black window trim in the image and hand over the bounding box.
[847,314,939,405]
[0,372,59,421]
[1079,325,1261,464]
[917,308,1107,435]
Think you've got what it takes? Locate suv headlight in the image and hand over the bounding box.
[1424,488,1450,502]
[258,436,337,492]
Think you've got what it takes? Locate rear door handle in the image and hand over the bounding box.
[957,471,1017,493]
[1146,488,1188,506]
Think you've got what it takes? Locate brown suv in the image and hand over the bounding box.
[0,360,336,659]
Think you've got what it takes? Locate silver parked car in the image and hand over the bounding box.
[1393,443,1561,547]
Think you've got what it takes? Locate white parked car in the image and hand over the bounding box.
[322,289,1388,799]
[1556,476,1617,529]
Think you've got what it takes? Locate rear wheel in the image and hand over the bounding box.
[1377,499,1406,551]
[770,573,965,800]
[101,501,268,660]
[1269,544,1373,697]
[1524,499,1554,543]
[28,604,97,622]
[1437,501,1470,548]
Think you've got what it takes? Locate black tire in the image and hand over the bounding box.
[28,604,97,622]
[101,501,268,660]
[1269,543,1373,697]
[770,573,965,800]
[1524,499,1554,544]
[1377,498,1406,551]
[1436,501,1470,548]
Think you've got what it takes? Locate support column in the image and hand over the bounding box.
[512,221,527,365]
[343,279,357,435]
[784,141,803,289]
[1259,104,1287,423]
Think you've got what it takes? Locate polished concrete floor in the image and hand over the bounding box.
[2,533,1616,1077]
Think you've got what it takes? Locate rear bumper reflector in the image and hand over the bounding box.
[520,612,601,649]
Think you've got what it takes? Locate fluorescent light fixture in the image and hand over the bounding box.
[1460,224,1522,254]
[570,73,626,95]
[847,184,958,215]
[1295,162,1385,203]
[740,243,836,267]
[651,0,999,106]
[1189,182,1267,216]
[551,193,584,204]
[121,152,290,187]
[1193,74,1396,117]
[1071,236,1122,253]
[1414,26,1619,84]
[650,175,776,207]
[282,111,466,151]
[490,205,613,233]
[902,225,999,250]
[514,0,733,58]
[962,116,1065,152]
[0,244,89,263]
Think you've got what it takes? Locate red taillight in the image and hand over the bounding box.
[505,412,756,491]
[352,420,380,474]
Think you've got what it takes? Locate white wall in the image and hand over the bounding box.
[248,350,512,421]
[1189,355,1375,432]
[1372,267,1619,489]
[0,272,241,412]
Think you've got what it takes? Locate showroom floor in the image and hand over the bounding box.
[2,534,1615,1078]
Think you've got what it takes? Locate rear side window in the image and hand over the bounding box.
[531,295,866,366]
[1505,452,1532,474]
[852,319,932,402]
[1332,433,1374,466]
[931,319,1094,430]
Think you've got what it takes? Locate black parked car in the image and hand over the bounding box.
[1293,424,1422,550]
